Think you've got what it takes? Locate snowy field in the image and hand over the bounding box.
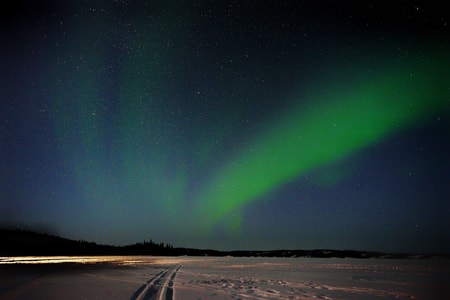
[0,256,448,299]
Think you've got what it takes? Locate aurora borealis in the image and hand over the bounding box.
[1,1,449,253]
[194,54,449,233]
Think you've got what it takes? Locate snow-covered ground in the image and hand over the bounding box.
[0,256,448,299]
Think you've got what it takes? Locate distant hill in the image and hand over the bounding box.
[0,229,173,256]
[0,228,116,256]
[0,229,446,259]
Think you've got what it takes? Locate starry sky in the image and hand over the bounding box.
[1,0,449,253]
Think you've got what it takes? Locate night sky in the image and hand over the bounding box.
[1,1,449,253]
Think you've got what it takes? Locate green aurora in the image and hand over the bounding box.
[3,0,449,252]
[194,52,449,233]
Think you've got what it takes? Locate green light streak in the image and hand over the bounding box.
[115,15,189,218]
[49,13,190,227]
[195,53,449,232]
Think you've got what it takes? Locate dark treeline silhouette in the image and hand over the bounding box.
[1,229,446,259]
[0,229,175,256]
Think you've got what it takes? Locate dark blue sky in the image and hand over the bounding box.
[1,1,449,253]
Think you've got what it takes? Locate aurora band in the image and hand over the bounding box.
[194,51,449,233]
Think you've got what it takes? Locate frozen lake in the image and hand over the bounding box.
[0,256,448,299]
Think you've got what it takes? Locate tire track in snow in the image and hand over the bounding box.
[130,265,181,300]
[164,265,181,300]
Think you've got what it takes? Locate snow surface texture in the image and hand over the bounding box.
[0,256,448,299]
